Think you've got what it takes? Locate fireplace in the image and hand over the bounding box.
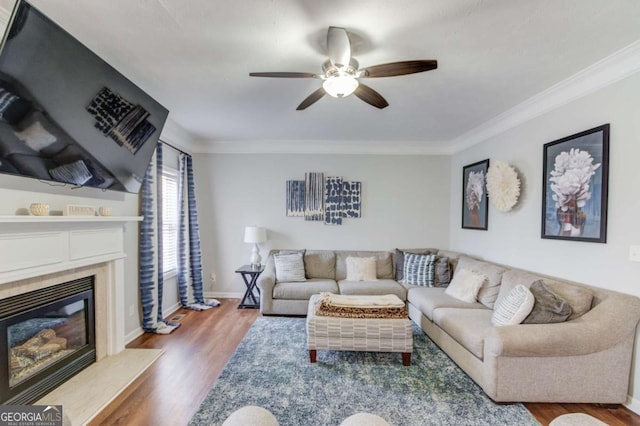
[1,276,96,404]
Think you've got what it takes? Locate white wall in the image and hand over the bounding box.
[194,153,451,296]
[449,73,640,403]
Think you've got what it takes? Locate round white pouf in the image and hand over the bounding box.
[222,406,279,426]
[340,413,390,426]
[549,413,608,426]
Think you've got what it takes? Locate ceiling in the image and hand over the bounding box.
[11,1,640,152]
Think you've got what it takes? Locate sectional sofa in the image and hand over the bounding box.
[257,249,640,403]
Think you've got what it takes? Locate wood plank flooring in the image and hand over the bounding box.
[91,299,640,425]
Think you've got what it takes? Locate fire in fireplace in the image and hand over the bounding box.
[0,276,96,404]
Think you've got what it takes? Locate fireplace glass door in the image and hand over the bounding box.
[9,299,89,387]
[1,276,96,404]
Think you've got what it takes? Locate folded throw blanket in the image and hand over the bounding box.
[315,293,408,319]
[318,292,405,308]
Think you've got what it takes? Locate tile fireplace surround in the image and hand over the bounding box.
[0,216,161,424]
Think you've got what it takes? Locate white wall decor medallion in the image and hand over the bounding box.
[486,160,520,212]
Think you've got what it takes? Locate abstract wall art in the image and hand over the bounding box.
[285,180,305,217]
[285,172,362,225]
[304,172,325,221]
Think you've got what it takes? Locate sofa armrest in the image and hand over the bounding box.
[257,252,277,304]
[485,294,640,358]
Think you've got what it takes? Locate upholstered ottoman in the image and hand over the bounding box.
[306,294,413,366]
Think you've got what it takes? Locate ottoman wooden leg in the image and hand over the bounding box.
[402,352,411,366]
[309,350,317,363]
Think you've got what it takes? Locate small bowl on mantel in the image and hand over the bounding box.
[29,203,50,216]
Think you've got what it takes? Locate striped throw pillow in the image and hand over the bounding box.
[274,252,306,283]
[491,284,535,326]
[403,253,437,286]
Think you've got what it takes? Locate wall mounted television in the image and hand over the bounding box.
[0,0,168,193]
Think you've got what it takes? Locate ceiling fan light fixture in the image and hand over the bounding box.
[322,75,359,98]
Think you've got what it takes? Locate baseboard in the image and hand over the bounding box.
[205,291,243,299]
[625,394,640,414]
[125,327,144,344]
[124,302,182,345]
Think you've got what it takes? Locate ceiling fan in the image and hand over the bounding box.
[249,26,438,110]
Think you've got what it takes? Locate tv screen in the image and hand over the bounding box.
[0,0,168,193]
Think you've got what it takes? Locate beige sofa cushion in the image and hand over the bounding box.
[335,251,394,280]
[273,279,338,300]
[497,269,593,320]
[304,250,336,279]
[407,287,488,320]
[337,279,407,300]
[455,256,506,309]
[432,308,494,359]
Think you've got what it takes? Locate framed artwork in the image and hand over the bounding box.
[462,159,489,230]
[541,124,609,243]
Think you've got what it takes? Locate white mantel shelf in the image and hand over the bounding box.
[0,216,143,223]
[0,216,142,287]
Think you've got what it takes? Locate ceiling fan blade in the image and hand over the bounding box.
[327,26,351,68]
[296,87,326,110]
[249,72,318,78]
[354,83,389,109]
[359,60,438,78]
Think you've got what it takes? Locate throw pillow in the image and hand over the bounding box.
[445,268,486,303]
[395,248,432,281]
[346,256,377,281]
[492,285,535,326]
[48,159,93,185]
[273,252,306,283]
[402,253,437,286]
[546,282,593,320]
[434,256,451,287]
[0,87,31,124]
[523,280,572,324]
[14,120,58,152]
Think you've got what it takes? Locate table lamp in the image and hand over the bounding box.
[244,226,267,268]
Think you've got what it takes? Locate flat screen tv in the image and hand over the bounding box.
[0,0,168,193]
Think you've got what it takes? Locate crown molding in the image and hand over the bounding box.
[192,139,451,156]
[448,40,640,154]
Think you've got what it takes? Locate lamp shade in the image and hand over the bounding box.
[244,226,267,244]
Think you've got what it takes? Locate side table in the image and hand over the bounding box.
[235,264,265,309]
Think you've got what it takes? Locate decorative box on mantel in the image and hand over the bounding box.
[0,216,142,357]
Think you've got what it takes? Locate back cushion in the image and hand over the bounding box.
[498,269,594,320]
[335,251,393,280]
[304,250,336,279]
[455,256,506,309]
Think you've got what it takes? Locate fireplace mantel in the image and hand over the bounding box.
[0,216,142,357]
[0,216,142,285]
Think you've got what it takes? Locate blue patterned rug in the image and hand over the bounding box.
[190,317,540,426]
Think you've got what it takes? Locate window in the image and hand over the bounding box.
[161,166,179,276]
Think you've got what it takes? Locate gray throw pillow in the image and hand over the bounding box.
[434,257,451,287]
[274,252,306,283]
[523,280,572,324]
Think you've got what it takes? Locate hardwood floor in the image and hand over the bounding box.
[91,299,640,425]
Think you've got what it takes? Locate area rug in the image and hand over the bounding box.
[189,317,540,426]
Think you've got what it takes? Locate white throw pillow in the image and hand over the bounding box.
[492,284,535,326]
[273,252,306,283]
[445,268,486,303]
[15,120,57,151]
[345,256,377,281]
